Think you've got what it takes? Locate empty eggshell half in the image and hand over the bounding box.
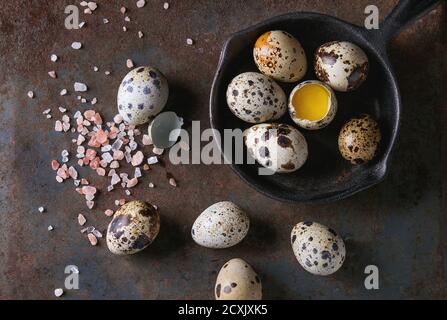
[148,111,184,149]
[288,80,337,130]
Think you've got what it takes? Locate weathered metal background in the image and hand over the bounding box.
[0,0,446,299]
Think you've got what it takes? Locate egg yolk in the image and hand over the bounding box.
[292,84,330,121]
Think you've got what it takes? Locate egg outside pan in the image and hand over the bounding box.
[291,221,346,276]
[148,111,184,149]
[117,66,169,125]
[338,114,381,165]
[226,72,287,124]
[288,80,337,130]
[191,201,249,249]
[243,123,308,173]
[253,30,307,83]
[106,200,160,255]
[215,258,262,300]
[314,41,369,92]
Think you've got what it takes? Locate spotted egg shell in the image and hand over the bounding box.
[314,41,368,92]
[117,66,169,125]
[192,201,249,249]
[215,258,262,300]
[106,200,160,255]
[243,123,308,173]
[253,30,307,83]
[338,114,381,164]
[291,222,346,276]
[226,72,287,124]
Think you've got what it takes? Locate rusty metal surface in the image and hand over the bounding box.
[0,0,446,299]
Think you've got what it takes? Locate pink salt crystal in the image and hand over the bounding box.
[76,116,84,125]
[85,149,97,160]
[96,168,106,176]
[119,198,126,205]
[77,135,86,145]
[82,185,97,195]
[94,113,103,125]
[51,160,60,171]
[131,151,144,166]
[126,177,138,188]
[75,187,83,194]
[82,157,90,166]
[96,130,108,144]
[99,160,108,168]
[78,159,84,166]
[81,127,89,136]
[143,164,150,171]
[77,146,85,154]
[113,114,123,124]
[89,158,100,170]
[55,120,63,132]
[86,200,95,209]
[84,110,96,121]
[56,176,63,183]
[78,214,86,226]
[110,160,119,169]
[87,233,98,246]
[57,168,69,179]
[48,70,57,78]
[142,134,152,145]
[81,178,89,185]
[61,164,68,171]
[113,150,124,160]
[68,166,78,179]
[104,209,114,217]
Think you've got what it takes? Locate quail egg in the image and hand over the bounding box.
[192,201,249,249]
[117,66,169,125]
[244,123,308,173]
[253,30,307,83]
[338,114,381,164]
[288,80,337,130]
[226,72,287,123]
[215,258,262,300]
[106,200,160,255]
[291,221,346,276]
[314,41,369,92]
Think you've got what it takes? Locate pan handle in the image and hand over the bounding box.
[380,0,442,43]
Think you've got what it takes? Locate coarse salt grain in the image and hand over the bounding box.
[48,71,57,78]
[138,31,144,38]
[136,0,145,8]
[126,59,134,68]
[50,54,58,62]
[147,156,158,165]
[169,177,177,187]
[38,206,45,213]
[120,6,126,14]
[27,91,34,98]
[71,42,82,50]
[186,38,194,45]
[105,209,114,217]
[54,288,64,297]
[87,233,98,246]
[74,82,88,92]
[78,214,87,226]
[60,89,67,96]
[163,2,169,10]
[48,225,54,231]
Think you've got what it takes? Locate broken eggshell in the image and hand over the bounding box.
[148,111,184,149]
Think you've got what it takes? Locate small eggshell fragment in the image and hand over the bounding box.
[253,30,307,83]
[244,123,308,173]
[106,200,160,255]
[288,80,337,130]
[314,41,369,92]
[338,114,381,164]
[117,66,169,125]
[192,201,249,249]
[215,258,262,300]
[291,222,346,276]
[226,72,286,124]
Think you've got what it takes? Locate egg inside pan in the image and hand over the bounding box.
[212,21,393,201]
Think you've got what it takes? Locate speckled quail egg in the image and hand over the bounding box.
[291,222,346,276]
[192,201,249,249]
[106,200,160,255]
[338,114,381,164]
[314,41,369,92]
[253,30,307,83]
[288,80,337,130]
[226,72,287,123]
[215,258,262,300]
[117,66,169,125]
[244,123,308,173]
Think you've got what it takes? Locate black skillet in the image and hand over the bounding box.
[209,0,442,203]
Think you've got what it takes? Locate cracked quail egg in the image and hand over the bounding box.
[288,80,337,130]
[226,72,287,123]
[117,66,169,125]
[192,201,249,249]
[253,30,307,83]
[314,41,369,92]
[215,258,262,300]
[338,114,381,164]
[291,221,346,276]
[243,123,308,173]
[106,200,160,255]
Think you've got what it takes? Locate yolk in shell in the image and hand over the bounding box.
[292,83,329,121]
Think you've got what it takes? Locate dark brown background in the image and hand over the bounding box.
[0,0,446,299]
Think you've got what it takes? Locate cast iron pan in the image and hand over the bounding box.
[210,0,441,203]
